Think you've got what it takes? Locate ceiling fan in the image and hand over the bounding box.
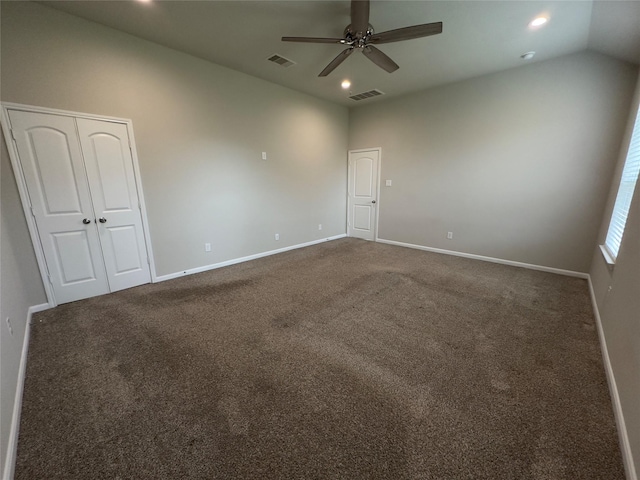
[282,0,443,77]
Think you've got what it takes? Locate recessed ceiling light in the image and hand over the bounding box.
[341,79,351,89]
[521,51,536,60]
[530,16,548,28]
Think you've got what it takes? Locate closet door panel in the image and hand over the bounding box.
[77,118,151,292]
[8,110,109,304]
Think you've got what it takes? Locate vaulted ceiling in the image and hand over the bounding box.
[43,1,640,106]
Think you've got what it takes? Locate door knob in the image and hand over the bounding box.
[82,218,91,225]
[372,200,376,204]
[98,217,107,223]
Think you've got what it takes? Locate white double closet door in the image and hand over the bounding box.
[8,109,151,304]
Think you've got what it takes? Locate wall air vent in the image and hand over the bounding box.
[348,89,385,101]
[267,54,296,68]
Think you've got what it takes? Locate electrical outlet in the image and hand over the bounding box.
[275,233,280,241]
[205,243,211,252]
[447,232,453,240]
[318,224,322,231]
[6,317,13,336]
[262,152,267,160]
[385,180,392,187]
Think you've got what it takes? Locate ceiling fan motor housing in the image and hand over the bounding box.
[344,24,375,47]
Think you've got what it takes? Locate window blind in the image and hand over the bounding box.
[604,103,640,261]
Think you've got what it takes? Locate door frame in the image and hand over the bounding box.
[1,102,157,307]
[347,147,382,241]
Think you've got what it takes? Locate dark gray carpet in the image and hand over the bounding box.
[16,238,623,479]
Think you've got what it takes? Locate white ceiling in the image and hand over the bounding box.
[42,0,640,106]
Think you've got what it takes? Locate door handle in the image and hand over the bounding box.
[98,217,107,223]
[372,200,376,204]
[82,218,91,225]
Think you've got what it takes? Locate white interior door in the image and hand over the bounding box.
[348,149,380,241]
[77,118,151,292]
[8,110,110,304]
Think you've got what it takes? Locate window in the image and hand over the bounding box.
[602,102,640,263]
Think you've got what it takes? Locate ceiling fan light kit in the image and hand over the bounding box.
[282,0,442,77]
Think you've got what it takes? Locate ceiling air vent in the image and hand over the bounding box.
[267,54,296,68]
[349,89,385,101]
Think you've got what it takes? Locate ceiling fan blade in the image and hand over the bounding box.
[350,0,370,34]
[362,45,399,73]
[319,48,354,77]
[282,36,345,44]
[369,22,443,44]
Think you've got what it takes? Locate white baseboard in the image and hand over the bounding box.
[155,234,347,283]
[587,278,637,480]
[376,238,589,279]
[3,302,50,480]
[27,303,51,317]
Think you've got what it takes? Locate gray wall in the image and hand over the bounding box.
[590,73,640,477]
[0,1,348,473]
[349,51,638,273]
[0,135,47,475]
